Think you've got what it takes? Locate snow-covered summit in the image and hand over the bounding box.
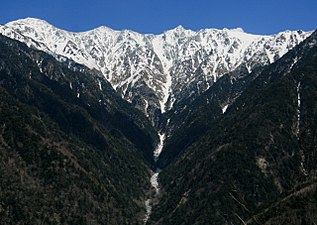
[0,18,312,121]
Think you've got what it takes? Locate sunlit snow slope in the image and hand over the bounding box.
[0,18,311,122]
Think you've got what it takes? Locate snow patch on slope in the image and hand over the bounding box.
[153,133,166,162]
[296,81,301,139]
[152,37,173,113]
[222,104,229,114]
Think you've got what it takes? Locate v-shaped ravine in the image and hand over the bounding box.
[143,132,166,224]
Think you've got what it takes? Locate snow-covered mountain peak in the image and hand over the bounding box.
[0,18,312,122]
[230,27,245,33]
[164,25,196,38]
[221,27,248,35]
[7,17,50,27]
[88,25,118,35]
[170,25,187,33]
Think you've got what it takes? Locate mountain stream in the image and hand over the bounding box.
[143,133,165,224]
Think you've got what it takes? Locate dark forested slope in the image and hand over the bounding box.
[0,35,157,225]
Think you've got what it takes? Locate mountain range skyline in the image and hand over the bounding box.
[1,17,311,123]
[0,7,317,223]
[1,0,316,34]
[0,25,316,224]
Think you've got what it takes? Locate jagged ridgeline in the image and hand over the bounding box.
[0,35,158,224]
[0,18,311,124]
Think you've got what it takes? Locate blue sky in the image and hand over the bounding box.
[1,0,316,34]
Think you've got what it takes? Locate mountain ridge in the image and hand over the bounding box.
[0,18,316,224]
[0,18,312,123]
